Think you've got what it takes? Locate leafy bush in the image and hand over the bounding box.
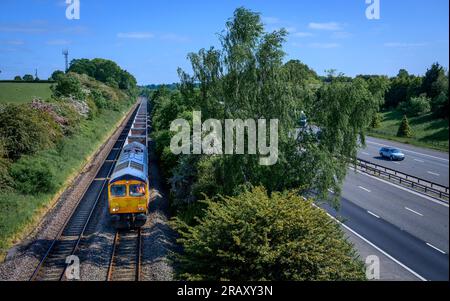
[398,95,431,117]
[0,104,63,160]
[370,112,382,128]
[10,158,56,194]
[431,92,449,119]
[397,115,413,138]
[172,186,366,281]
[50,70,65,81]
[0,159,13,192]
[52,73,85,99]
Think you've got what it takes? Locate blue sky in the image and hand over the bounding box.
[0,0,448,85]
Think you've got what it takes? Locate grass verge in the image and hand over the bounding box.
[369,110,449,152]
[0,102,135,260]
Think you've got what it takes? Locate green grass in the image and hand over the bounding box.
[0,82,53,104]
[368,110,449,152]
[0,102,133,258]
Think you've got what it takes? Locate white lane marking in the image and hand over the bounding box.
[358,186,371,193]
[393,162,400,165]
[405,207,424,217]
[361,152,370,156]
[366,140,449,163]
[426,243,446,255]
[414,159,425,163]
[427,171,440,176]
[367,211,380,218]
[349,167,449,208]
[319,207,426,281]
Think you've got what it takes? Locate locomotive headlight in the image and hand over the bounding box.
[138,207,145,211]
[112,207,120,212]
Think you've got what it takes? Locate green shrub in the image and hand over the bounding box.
[370,112,382,128]
[431,92,449,119]
[52,74,85,99]
[397,115,413,138]
[0,104,63,160]
[399,95,431,117]
[172,186,366,281]
[0,158,13,192]
[10,158,56,194]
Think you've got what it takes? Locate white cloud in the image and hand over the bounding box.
[332,31,352,39]
[0,40,25,45]
[117,32,154,39]
[0,25,47,34]
[292,32,314,38]
[308,22,342,31]
[308,42,340,49]
[384,42,428,48]
[46,39,71,45]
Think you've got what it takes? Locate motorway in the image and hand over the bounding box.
[324,136,449,281]
[358,136,449,186]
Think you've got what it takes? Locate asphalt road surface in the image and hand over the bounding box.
[358,136,449,187]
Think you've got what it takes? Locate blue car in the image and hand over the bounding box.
[379,147,405,161]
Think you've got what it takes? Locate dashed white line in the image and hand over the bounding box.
[414,159,425,163]
[322,209,426,281]
[350,167,449,208]
[426,243,446,254]
[405,207,424,217]
[367,211,380,219]
[427,171,440,176]
[358,186,371,193]
[361,152,370,156]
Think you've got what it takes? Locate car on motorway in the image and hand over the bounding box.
[379,147,405,161]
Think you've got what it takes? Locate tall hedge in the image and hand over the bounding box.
[172,187,366,281]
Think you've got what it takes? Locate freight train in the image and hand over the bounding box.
[108,98,149,229]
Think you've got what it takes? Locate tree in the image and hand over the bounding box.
[161,7,378,206]
[50,70,65,81]
[23,74,34,81]
[385,70,422,108]
[431,92,449,119]
[398,95,431,117]
[370,112,382,128]
[14,76,22,81]
[422,63,446,99]
[397,115,413,138]
[172,186,366,281]
[68,58,137,92]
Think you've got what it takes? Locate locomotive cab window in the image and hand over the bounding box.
[130,184,146,197]
[111,185,126,197]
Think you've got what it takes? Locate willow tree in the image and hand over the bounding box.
[172,7,378,205]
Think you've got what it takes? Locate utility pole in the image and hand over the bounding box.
[35,69,38,80]
[62,49,69,72]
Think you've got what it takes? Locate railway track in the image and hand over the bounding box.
[106,229,142,281]
[29,106,139,281]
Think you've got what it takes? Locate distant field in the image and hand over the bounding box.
[369,110,449,152]
[0,82,53,104]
